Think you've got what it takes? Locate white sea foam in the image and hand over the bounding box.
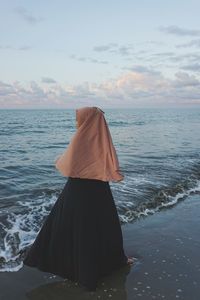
[0,192,58,272]
[0,178,200,272]
[119,179,200,223]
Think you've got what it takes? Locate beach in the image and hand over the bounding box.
[0,192,199,300]
[1,108,200,299]
[1,0,200,296]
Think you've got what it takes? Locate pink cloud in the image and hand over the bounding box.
[0,70,200,108]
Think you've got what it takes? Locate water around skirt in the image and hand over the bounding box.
[23,177,128,291]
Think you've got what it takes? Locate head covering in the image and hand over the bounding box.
[54,106,124,182]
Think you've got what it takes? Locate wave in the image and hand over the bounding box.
[0,172,200,273]
[0,192,58,273]
[118,176,200,224]
[109,120,146,126]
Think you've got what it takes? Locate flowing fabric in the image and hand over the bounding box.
[23,177,128,291]
[55,107,124,182]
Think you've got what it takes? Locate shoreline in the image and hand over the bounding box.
[0,193,200,299]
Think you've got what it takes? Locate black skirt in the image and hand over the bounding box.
[23,177,128,291]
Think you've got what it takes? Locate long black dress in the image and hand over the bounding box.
[23,177,128,291]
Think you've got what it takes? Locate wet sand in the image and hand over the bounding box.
[0,193,200,300]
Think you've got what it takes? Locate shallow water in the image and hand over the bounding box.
[0,107,200,271]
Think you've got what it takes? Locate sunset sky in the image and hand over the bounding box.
[1,0,200,108]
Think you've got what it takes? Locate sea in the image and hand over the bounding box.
[0,107,200,273]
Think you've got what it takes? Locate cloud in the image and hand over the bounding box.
[172,71,200,87]
[158,25,200,37]
[93,43,134,56]
[68,43,137,68]
[69,42,166,67]
[0,45,15,50]
[69,54,108,64]
[0,44,32,51]
[14,6,44,24]
[1,70,200,108]
[18,46,32,51]
[41,77,57,84]
[122,64,161,76]
[93,43,118,52]
[135,51,200,71]
[150,52,175,57]
[118,46,132,56]
[138,40,165,46]
[0,81,16,96]
[181,63,200,72]
[176,39,200,48]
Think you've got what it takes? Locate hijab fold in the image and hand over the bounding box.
[54,106,124,182]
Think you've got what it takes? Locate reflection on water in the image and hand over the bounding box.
[26,264,131,300]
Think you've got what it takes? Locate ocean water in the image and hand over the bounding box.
[0,107,200,272]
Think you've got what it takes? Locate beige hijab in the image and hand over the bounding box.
[54,106,124,182]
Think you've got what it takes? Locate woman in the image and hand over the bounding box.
[23,106,134,291]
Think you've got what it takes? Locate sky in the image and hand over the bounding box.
[0,0,200,108]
